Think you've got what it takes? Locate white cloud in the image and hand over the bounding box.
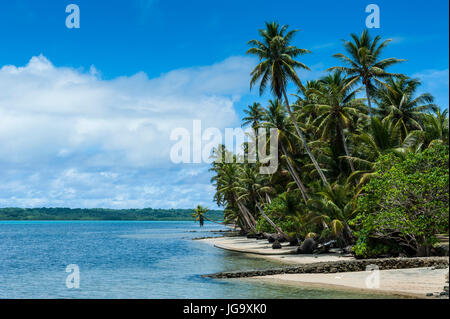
[412,69,449,110]
[310,42,335,50]
[0,55,256,208]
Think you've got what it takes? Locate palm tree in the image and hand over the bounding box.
[192,204,231,227]
[242,102,265,129]
[345,117,423,187]
[242,102,265,160]
[306,183,356,244]
[192,205,208,227]
[247,21,329,186]
[329,30,406,116]
[423,109,449,145]
[375,77,437,140]
[210,148,258,233]
[305,71,367,172]
[235,163,290,239]
[262,99,309,203]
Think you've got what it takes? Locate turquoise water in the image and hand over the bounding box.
[0,221,394,299]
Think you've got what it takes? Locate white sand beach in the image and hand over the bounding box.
[250,267,448,298]
[201,236,449,298]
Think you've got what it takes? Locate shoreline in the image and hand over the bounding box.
[200,236,449,299]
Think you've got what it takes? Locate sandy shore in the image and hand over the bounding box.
[201,236,449,298]
[201,236,356,264]
[248,267,448,298]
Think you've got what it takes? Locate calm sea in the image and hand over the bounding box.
[0,221,394,298]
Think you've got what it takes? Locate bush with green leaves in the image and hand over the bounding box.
[351,142,449,258]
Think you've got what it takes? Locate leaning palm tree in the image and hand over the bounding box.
[211,155,258,233]
[247,21,329,186]
[235,163,290,239]
[262,99,309,203]
[329,30,405,116]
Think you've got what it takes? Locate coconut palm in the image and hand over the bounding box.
[247,21,329,186]
[329,30,406,116]
[242,102,265,161]
[305,71,368,172]
[235,163,290,239]
[375,77,438,140]
[192,204,231,227]
[306,182,356,244]
[192,205,208,227]
[210,147,256,232]
[262,99,309,203]
[345,117,424,187]
[242,102,265,129]
[423,109,449,145]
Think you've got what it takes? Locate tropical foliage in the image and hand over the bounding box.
[206,23,449,258]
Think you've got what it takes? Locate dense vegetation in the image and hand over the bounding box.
[208,23,449,258]
[0,207,224,221]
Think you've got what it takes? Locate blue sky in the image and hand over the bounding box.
[0,0,448,209]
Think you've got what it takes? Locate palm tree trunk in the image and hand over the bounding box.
[265,193,271,204]
[280,142,309,203]
[236,200,257,232]
[339,123,355,172]
[282,88,329,186]
[202,216,235,228]
[255,202,290,240]
[365,85,373,117]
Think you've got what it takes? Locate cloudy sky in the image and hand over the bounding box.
[0,0,448,209]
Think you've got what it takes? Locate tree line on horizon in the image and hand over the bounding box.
[0,207,224,221]
[206,22,449,258]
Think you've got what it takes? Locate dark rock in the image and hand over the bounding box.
[343,245,353,254]
[314,240,336,254]
[289,237,300,246]
[268,235,276,243]
[204,257,449,279]
[272,240,282,249]
[433,244,449,257]
[426,293,433,296]
[297,238,317,254]
[256,233,266,240]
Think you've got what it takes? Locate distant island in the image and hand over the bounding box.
[0,207,224,221]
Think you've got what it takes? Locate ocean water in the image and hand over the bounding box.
[0,221,394,299]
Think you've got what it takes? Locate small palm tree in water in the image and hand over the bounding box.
[192,205,209,227]
[192,205,227,227]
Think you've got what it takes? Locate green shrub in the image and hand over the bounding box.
[352,142,449,258]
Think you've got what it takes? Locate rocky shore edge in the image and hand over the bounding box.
[203,256,449,279]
